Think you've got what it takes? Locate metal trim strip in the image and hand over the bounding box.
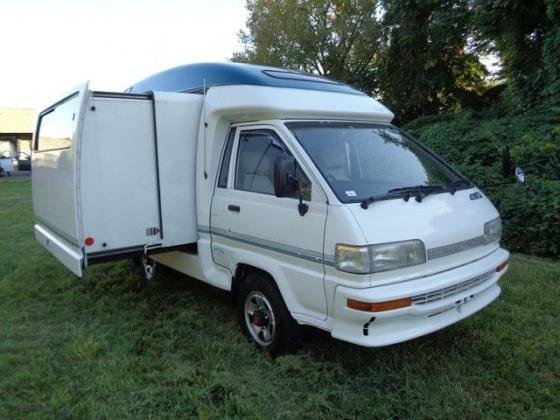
[199,225,334,266]
[427,236,487,260]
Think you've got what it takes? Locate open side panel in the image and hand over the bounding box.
[80,92,162,261]
[32,83,90,275]
[32,88,202,276]
[32,82,89,246]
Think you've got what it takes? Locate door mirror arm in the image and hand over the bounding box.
[288,174,309,216]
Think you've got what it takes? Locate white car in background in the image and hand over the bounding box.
[0,152,14,176]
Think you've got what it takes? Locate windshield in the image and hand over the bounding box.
[286,121,468,203]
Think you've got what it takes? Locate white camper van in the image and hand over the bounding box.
[32,63,509,355]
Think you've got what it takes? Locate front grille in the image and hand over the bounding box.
[411,271,495,306]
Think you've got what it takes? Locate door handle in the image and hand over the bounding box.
[228,204,241,212]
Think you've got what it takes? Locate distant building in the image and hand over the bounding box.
[0,108,37,156]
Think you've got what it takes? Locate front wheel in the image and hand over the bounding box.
[237,272,301,357]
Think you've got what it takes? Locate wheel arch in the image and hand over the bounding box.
[227,249,326,321]
[232,263,285,308]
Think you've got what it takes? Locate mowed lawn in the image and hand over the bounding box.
[1,176,559,418]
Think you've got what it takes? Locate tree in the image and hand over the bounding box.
[379,0,488,123]
[234,0,489,123]
[472,0,560,111]
[232,0,383,94]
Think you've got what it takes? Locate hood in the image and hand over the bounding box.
[348,187,501,283]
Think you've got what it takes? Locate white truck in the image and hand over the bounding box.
[32,63,509,355]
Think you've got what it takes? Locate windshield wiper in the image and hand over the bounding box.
[361,181,472,209]
[360,190,420,209]
[361,185,444,209]
[390,180,472,200]
[388,184,448,201]
[387,184,446,194]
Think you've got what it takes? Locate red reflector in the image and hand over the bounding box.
[347,297,411,312]
[496,260,509,272]
[84,237,94,246]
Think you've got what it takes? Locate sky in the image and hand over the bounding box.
[0,0,247,110]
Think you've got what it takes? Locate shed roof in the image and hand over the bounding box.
[0,108,37,134]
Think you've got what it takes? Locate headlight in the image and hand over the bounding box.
[370,240,426,272]
[484,217,502,244]
[335,240,426,274]
[335,244,371,274]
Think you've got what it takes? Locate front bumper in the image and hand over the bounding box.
[331,248,509,347]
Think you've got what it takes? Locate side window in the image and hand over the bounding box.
[235,129,311,200]
[217,128,236,188]
[36,93,81,152]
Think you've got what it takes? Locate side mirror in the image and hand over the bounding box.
[502,146,526,183]
[274,155,309,216]
[514,166,526,183]
[274,156,298,197]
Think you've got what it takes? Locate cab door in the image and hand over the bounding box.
[210,125,328,320]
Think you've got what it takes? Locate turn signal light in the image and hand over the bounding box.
[347,297,411,312]
[496,260,509,272]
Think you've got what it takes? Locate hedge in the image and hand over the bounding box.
[404,106,560,258]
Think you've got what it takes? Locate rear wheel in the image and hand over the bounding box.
[237,272,301,357]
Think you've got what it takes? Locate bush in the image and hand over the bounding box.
[492,180,560,257]
[404,107,560,258]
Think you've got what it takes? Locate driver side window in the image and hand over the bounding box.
[235,129,311,200]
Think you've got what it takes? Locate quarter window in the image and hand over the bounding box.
[217,128,236,188]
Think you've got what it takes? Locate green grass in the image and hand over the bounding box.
[1,176,559,418]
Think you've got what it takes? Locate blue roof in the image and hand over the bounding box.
[127,62,365,96]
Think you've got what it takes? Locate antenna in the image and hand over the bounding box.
[202,78,208,179]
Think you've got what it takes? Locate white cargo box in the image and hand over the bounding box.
[32,83,203,275]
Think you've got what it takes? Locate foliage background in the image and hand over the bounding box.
[233,0,560,257]
[404,108,560,257]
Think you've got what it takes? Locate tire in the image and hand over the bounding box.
[237,271,301,357]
